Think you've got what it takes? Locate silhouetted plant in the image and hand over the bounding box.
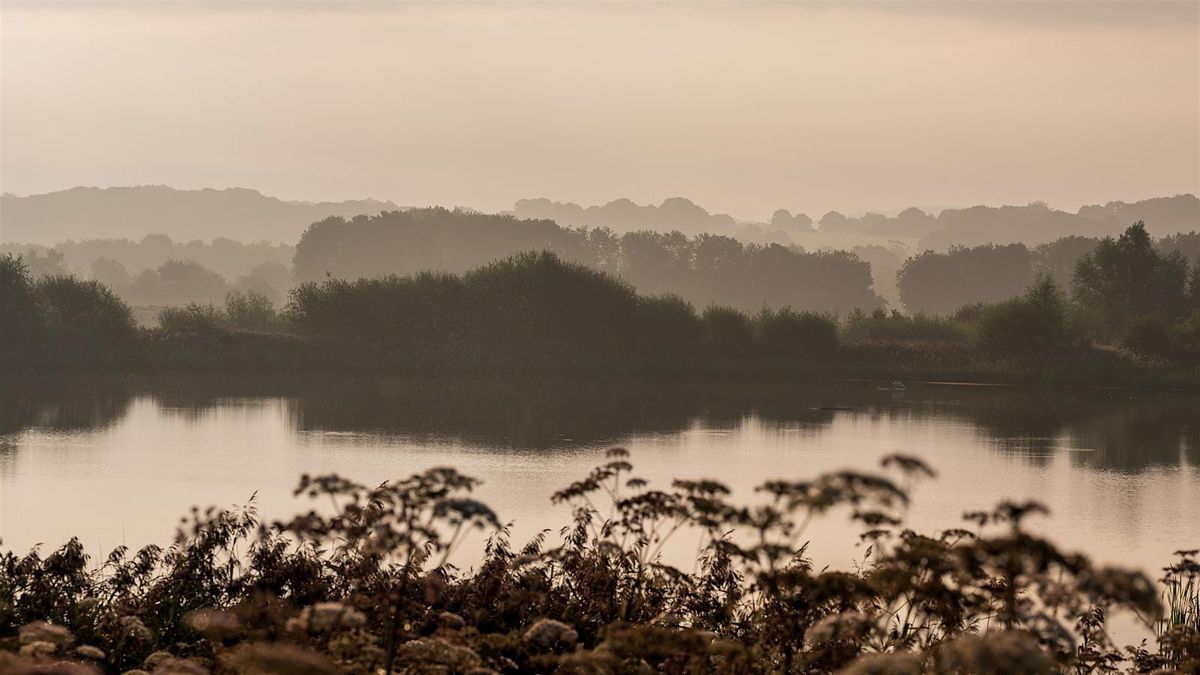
[158,303,226,335]
[753,307,839,358]
[975,277,1074,354]
[5,450,1190,673]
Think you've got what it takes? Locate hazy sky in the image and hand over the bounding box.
[2,1,1198,220]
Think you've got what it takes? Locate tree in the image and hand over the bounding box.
[127,259,229,306]
[91,257,131,292]
[35,275,138,369]
[1072,222,1190,337]
[897,244,1032,315]
[0,254,45,369]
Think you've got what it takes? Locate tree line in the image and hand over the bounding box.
[889,223,1200,359]
[293,208,884,315]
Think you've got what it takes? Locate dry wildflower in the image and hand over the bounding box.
[119,615,152,643]
[394,638,482,671]
[150,657,210,675]
[804,611,874,649]
[934,630,1056,674]
[221,642,340,674]
[0,452,1194,674]
[18,622,74,649]
[285,602,366,633]
[17,641,59,658]
[837,651,924,675]
[142,651,174,671]
[1079,566,1161,617]
[523,618,579,652]
[437,611,466,630]
[72,645,105,661]
[183,608,242,641]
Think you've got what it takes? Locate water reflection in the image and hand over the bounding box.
[0,375,1196,578]
[2,376,1194,473]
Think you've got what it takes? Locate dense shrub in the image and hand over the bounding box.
[159,292,282,335]
[1123,312,1200,360]
[976,278,1073,354]
[159,303,226,335]
[633,294,704,357]
[224,290,279,331]
[1174,312,1200,357]
[0,255,139,370]
[753,307,839,357]
[1123,315,1177,358]
[843,308,964,343]
[701,305,754,355]
[0,254,44,370]
[35,275,139,369]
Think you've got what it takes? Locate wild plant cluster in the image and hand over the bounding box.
[2,451,1197,674]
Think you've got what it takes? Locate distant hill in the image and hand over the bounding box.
[512,197,741,235]
[4,186,1195,251]
[0,186,399,244]
[815,195,1198,250]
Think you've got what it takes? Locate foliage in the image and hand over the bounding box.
[35,275,140,369]
[897,244,1033,315]
[1,451,1194,673]
[0,255,139,371]
[975,278,1075,354]
[224,290,280,331]
[128,259,231,306]
[753,307,839,357]
[286,251,842,372]
[0,254,44,371]
[702,305,755,355]
[159,303,227,335]
[1073,222,1192,339]
[1122,316,1177,359]
[292,208,884,314]
[158,292,282,335]
[843,308,964,343]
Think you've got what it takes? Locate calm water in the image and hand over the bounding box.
[1,376,1197,577]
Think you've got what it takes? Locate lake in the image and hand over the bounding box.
[1,375,1197,580]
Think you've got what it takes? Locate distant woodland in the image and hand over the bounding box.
[2,187,1198,325]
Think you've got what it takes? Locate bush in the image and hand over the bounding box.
[753,307,839,357]
[843,308,964,343]
[159,303,225,335]
[633,294,702,356]
[1,257,139,371]
[1122,314,1176,358]
[701,305,754,355]
[976,277,1072,354]
[0,254,44,369]
[224,290,278,331]
[1173,311,1200,358]
[35,276,139,369]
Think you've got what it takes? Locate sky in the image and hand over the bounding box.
[1,1,1198,221]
